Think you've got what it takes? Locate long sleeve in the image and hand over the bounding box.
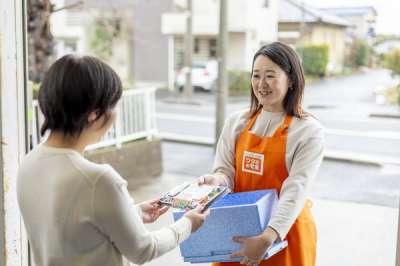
[268,125,324,240]
[213,111,248,189]
[92,167,192,265]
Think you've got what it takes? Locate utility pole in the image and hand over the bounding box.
[299,1,305,59]
[183,0,193,100]
[215,0,228,146]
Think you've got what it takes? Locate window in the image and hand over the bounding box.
[194,38,200,54]
[209,39,217,57]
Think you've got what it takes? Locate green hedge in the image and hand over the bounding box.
[385,48,400,76]
[348,40,370,68]
[228,70,251,96]
[297,44,329,77]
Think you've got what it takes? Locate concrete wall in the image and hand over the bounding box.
[133,0,173,84]
[85,139,163,191]
[228,32,247,70]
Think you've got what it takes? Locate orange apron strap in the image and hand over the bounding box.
[272,115,293,137]
[244,110,262,132]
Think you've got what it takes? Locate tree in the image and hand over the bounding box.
[27,0,55,83]
[27,0,82,82]
[89,12,122,61]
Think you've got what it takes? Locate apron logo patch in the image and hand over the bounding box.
[242,151,264,175]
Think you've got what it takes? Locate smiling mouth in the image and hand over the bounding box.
[258,90,272,96]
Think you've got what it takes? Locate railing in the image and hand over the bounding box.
[31,88,158,151]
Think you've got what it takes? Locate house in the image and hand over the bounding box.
[160,0,279,88]
[50,0,135,85]
[320,6,377,43]
[50,0,279,88]
[278,0,351,73]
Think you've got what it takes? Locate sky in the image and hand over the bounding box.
[303,0,400,35]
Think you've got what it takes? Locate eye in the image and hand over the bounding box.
[252,74,260,79]
[266,75,275,78]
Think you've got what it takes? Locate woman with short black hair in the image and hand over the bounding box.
[17,55,208,266]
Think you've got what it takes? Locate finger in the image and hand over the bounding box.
[159,206,169,215]
[230,250,244,259]
[149,198,161,205]
[193,203,206,212]
[232,236,246,243]
[202,208,210,217]
[198,176,205,185]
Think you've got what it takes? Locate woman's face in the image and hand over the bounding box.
[251,55,291,112]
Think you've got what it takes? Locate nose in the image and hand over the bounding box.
[258,76,267,87]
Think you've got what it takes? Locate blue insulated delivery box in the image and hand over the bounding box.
[173,189,288,263]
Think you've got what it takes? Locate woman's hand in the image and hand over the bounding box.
[139,198,169,224]
[230,227,278,265]
[184,204,210,233]
[198,174,225,186]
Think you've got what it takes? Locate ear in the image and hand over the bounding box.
[288,79,293,89]
[88,111,98,123]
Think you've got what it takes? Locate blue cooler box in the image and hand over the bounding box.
[173,189,287,263]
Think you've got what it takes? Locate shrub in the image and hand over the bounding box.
[296,44,329,77]
[228,70,251,96]
[348,40,370,68]
[385,48,400,76]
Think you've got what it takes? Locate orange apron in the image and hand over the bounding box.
[213,113,317,266]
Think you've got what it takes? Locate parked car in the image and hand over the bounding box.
[175,60,218,92]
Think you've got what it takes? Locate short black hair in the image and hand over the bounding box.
[38,54,122,136]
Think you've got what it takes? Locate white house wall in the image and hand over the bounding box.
[227,32,247,70]
[0,0,28,265]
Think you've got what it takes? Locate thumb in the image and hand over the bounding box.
[158,206,169,215]
[148,198,161,205]
[232,236,246,244]
[198,176,205,185]
[230,250,244,259]
[202,208,210,217]
[193,203,206,213]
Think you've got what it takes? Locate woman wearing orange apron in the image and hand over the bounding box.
[199,42,324,266]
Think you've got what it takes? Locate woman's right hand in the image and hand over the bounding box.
[198,174,223,186]
[184,204,210,233]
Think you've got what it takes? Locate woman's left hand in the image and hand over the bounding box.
[230,227,278,265]
[139,198,169,224]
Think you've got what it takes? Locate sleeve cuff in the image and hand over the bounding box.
[267,224,285,242]
[169,216,192,244]
[135,204,143,220]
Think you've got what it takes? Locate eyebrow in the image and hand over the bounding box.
[253,69,276,73]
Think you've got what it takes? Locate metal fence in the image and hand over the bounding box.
[31,88,158,151]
